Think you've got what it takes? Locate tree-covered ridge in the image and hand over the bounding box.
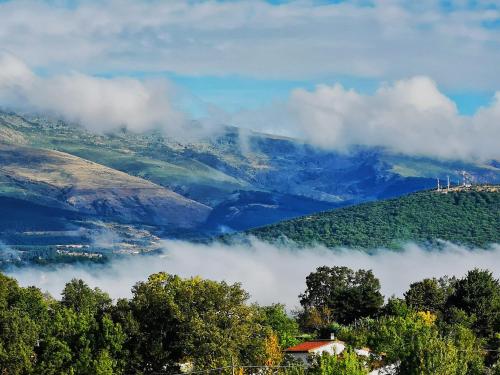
[247,189,500,249]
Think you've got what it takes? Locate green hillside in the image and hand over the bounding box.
[248,188,500,249]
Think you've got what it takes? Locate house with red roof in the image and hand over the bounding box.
[285,339,397,374]
[284,338,345,364]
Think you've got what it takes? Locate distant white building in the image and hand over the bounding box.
[284,339,345,364]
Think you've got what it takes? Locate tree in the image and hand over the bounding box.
[263,333,283,367]
[0,309,39,374]
[35,279,125,375]
[380,297,411,317]
[309,350,368,375]
[369,312,485,375]
[297,306,335,333]
[0,273,48,374]
[260,304,300,348]
[0,273,18,310]
[451,325,485,375]
[404,277,453,314]
[1,269,498,374]
[300,266,384,325]
[111,298,142,371]
[446,269,500,338]
[61,278,112,314]
[126,273,269,373]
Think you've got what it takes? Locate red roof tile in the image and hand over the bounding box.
[285,340,339,353]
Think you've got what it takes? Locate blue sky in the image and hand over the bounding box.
[0,0,499,160]
[167,74,494,116]
[107,69,494,116]
[448,92,495,115]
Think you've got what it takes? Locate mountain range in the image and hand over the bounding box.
[0,110,499,263]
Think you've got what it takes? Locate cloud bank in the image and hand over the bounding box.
[8,239,500,308]
[290,77,500,160]
[0,53,187,134]
[0,1,499,89]
[1,53,498,161]
[234,76,500,161]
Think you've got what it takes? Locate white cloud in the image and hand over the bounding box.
[0,53,187,134]
[233,76,500,160]
[0,53,34,88]
[0,1,499,89]
[1,53,498,161]
[8,239,500,308]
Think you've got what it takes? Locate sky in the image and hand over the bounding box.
[0,0,499,159]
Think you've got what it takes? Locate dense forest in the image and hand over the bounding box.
[1,265,499,374]
[247,189,500,249]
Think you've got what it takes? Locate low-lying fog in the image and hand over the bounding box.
[8,238,500,308]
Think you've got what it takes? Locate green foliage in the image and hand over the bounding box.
[0,309,39,374]
[367,313,485,375]
[0,268,498,374]
[380,297,411,317]
[309,351,368,375]
[260,304,300,348]
[405,277,454,314]
[299,266,384,326]
[336,324,370,349]
[249,190,500,249]
[35,281,125,375]
[0,273,47,374]
[446,269,500,338]
[61,279,112,314]
[121,272,270,373]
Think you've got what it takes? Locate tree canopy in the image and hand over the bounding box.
[299,266,384,326]
[248,190,500,249]
[0,266,498,374]
[404,277,454,314]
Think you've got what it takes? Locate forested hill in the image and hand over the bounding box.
[247,187,500,249]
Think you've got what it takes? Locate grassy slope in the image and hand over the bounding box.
[247,189,500,249]
[0,113,248,206]
[0,143,210,227]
